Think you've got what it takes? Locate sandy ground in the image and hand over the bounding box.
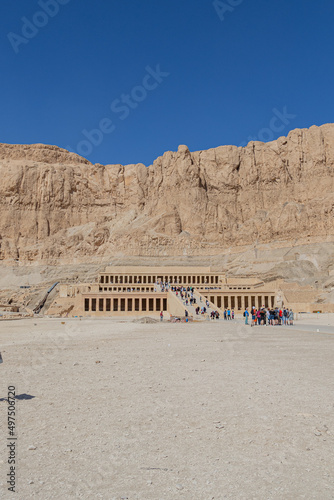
[1,316,334,499]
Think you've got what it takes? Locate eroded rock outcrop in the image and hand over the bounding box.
[0,124,333,264]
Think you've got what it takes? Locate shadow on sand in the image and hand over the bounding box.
[0,393,36,402]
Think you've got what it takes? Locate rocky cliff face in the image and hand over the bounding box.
[0,124,333,264]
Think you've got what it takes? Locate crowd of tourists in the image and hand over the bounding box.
[244,306,294,326]
[223,309,235,320]
[158,281,170,292]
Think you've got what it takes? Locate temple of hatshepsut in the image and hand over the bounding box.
[45,266,326,318]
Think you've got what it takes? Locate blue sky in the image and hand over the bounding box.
[1,0,333,166]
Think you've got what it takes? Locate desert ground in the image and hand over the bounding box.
[1,316,334,499]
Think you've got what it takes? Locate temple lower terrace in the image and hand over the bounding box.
[48,266,280,318]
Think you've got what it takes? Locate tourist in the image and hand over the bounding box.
[266,308,270,325]
[224,309,227,320]
[232,310,234,320]
[244,307,249,325]
[289,309,294,325]
[160,311,163,322]
[227,309,231,320]
[251,308,256,327]
[279,308,283,325]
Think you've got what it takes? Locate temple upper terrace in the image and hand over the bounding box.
[98,266,264,289]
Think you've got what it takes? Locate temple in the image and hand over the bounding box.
[49,266,280,318]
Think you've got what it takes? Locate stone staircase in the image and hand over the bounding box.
[169,288,223,321]
[155,283,223,321]
[169,289,198,319]
[193,289,224,319]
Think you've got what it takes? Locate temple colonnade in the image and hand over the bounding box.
[83,294,168,314]
[201,293,276,311]
[99,273,220,286]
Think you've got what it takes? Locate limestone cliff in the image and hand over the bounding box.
[0,124,333,264]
